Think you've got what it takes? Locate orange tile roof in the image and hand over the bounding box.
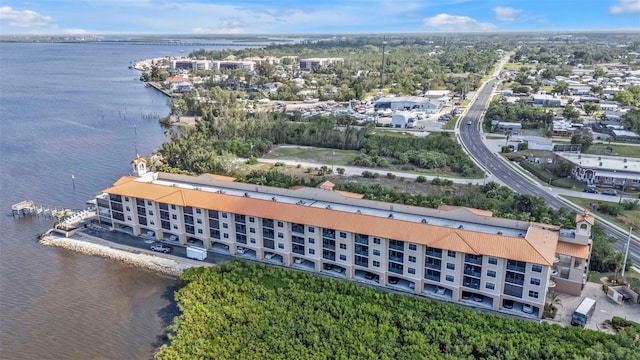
[110,176,137,187]
[556,241,590,259]
[198,173,236,182]
[333,190,365,199]
[103,178,561,265]
[131,155,146,165]
[437,205,493,217]
[317,181,335,190]
[576,210,595,225]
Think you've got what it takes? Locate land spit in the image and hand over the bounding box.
[39,234,201,278]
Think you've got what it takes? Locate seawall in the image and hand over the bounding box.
[38,234,202,278]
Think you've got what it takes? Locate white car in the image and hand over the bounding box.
[150,244,172,253]
[294,258,303,264]
[168,235,178,241]
[237,247,246,254]
[522,304,534,314]
[265,253,275,260]
[408,282,415,290]
[435,286,446,295]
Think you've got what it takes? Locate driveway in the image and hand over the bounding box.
[548,282,640,330]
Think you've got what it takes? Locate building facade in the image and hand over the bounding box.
[556,153,640,190]
[96,157,593,318]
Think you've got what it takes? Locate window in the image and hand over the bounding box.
[408,256,416,263]
[150,221,155,226]
[249,217,255,223]
[250,227,256,233]
[223,223,228,229]
[309,249,315,255]
[308,226,315,233]
[250,238,256,244]
[277,221,284,227]
[340,254,347,261]
[223,233,229,239]
[278,243,285,249]
[408,244,417,251]
[339,232,347,238]
[488,257,498,265]
[408,267,416,275]
[172,214,177,220]
[196,218,202,224]
[373,249,380,256]
[173,225,178,230]
[373,260,380,267]
[340,243,347,250]
[487,270,496,278]
[486,282,495,290]
[222,213,228,218]
[308,238,315,244]
[448,250,456,258]
[197,229,203,234]
[124,197,129,202]
[196,208,202,214]
[126,206,131,211]
[373,238,381,245]
[148,210,154,216]
[532,264,543,273]
[147,200,152,206]
[127,216,132,221]
[530,278,541,286]
[277,232,284,238]
[447,262,455,270]
[446,275,454,282]
[528,290,539,299]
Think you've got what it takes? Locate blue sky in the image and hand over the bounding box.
[1,0,638,35]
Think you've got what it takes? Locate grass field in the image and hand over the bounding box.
[263,147,358,166]
[586,144,640,158]
[442,115,459,130]
[562,195,640,238]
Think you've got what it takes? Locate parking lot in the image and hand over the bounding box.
[549,282,640,330]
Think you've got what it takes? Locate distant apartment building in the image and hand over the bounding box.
[298,58,344,71]
[169,59,213,71]
[211,60,255,72]
[95,157,594,318]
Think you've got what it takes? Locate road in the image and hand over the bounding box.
[458,75,640,266]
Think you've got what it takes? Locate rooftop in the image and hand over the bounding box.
[557,153,640,174]
[100,172,589,265]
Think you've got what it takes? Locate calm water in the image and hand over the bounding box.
[0,42,239,359]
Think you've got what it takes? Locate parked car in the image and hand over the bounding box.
[462,292,472,300]
[168,234,178,241]
[522,304,534,314]
[472,294,484,303]
[265,252,276,260]
[435,286,446,295]
[388,277,399,284]
[237,247,246,254]
[602,189,617,196]
[187,238,197,245]
[150,244,172,253]
[323,263,334,271]
[332,266,345,274]
[408,282,415,290]
[503,299,514,309]
[294,258,303,264]
[364,272,377,280]
[583,187,599,194]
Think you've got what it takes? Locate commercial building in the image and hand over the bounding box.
[96,157,594,318]
[374,96,439,114]
[556,153,640,190]
[211,60,255,72]
[169,59,213,71]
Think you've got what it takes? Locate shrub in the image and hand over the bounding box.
[274,162,285,167]
[416,175,427,183]
[336,167,345,175]
[386,172,396,179]
[245,157,258,165]
[362,171,379,178]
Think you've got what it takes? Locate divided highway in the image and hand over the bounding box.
[458,79,639,266]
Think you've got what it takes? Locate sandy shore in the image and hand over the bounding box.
[39,234,204,278]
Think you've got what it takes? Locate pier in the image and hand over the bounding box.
[11,200,96,231]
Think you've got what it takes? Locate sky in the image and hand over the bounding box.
[0,0,639,35]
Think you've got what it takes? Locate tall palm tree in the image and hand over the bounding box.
[547,290,562,310]
[606,251,625,283]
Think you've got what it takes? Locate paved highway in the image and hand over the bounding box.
[458,78,639,266]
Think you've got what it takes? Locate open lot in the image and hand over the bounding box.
[562,195,640,238]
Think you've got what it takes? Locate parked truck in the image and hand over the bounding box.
[186,246,207,261]
[571,297,596,327]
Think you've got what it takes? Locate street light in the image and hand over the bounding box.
[332,151,335,173]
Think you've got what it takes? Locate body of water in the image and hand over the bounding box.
[0,41,241,359]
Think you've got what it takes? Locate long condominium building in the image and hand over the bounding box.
[96,157,593,318]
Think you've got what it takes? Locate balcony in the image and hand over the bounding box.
[464,255,482,265]
[550,267,558,277]
[506,264,526,273]
[463,269,482,278]
[548,280,556,288]
[505,277,524,286]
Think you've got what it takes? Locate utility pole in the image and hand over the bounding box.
[621,226,632,277]
[380,37,387,91]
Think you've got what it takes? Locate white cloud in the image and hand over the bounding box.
[63,28,90,35]
[494,6,522,21]
[0,6,53,28]
[423,13,496,31]
[610,0,640,14]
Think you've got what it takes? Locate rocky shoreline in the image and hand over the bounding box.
[38,234,198,278]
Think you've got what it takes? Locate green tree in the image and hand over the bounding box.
[570,129,593,151]
[552,80,569,95]
[562,105,580,121]
[613,90,635,106]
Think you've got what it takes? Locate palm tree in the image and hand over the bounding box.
[547,290,562,310]
[606,251,625,283]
